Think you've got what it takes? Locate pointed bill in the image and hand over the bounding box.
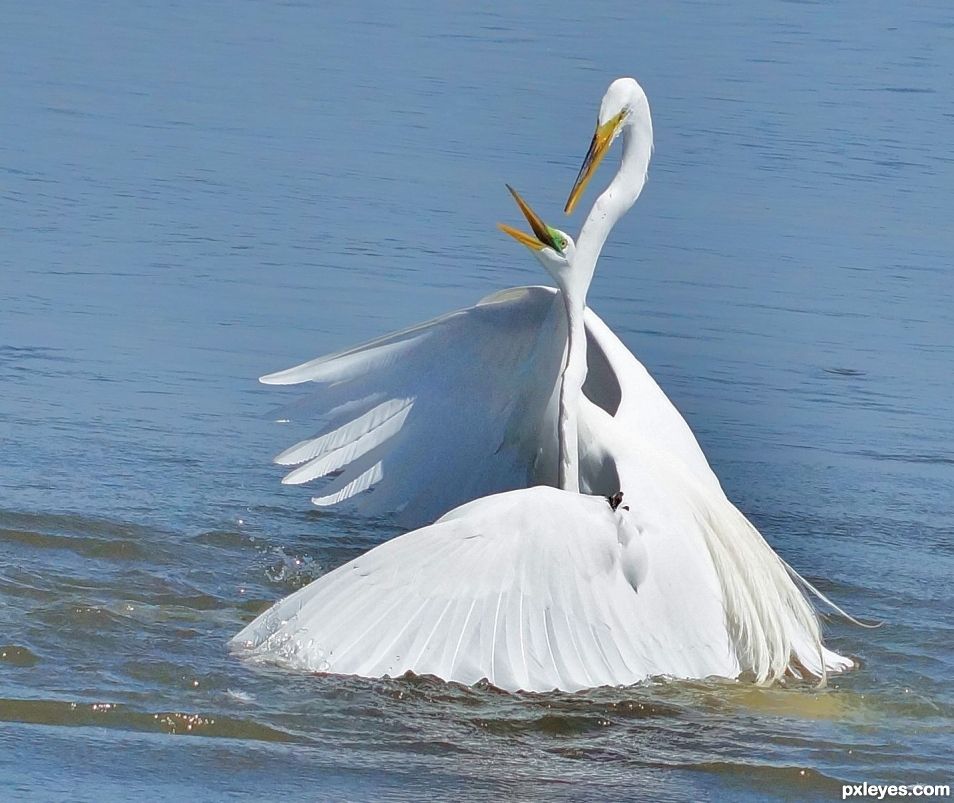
[564,110,626,215]
[497,222,547,250]
[497,184,560,251]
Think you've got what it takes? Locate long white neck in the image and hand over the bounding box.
[574,105,653,289]
[557,282,586,493]
[555,103,653,493]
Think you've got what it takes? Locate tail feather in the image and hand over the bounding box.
[683,471,835,684]
[782,561,883,629]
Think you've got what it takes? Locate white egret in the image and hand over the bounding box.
[234,167,853,688]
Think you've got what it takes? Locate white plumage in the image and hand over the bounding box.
[233,487,721,692]
[233,481,850,690]
[261,285,720,525]
[238,286,854,687]
[262,286,566,525]
[234,77,855,692]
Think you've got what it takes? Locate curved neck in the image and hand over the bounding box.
[554,104,653,493]
[574,107,653,289]
[557,284,586,493]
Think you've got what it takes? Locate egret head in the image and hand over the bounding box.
[498,185,576,286]
[565,77,648,214]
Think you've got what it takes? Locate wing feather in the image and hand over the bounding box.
[261,285,732,527]
[275,397,411,467]
[234,487,666,692]
[281,399,412,485]
[261,331,433,386]
[260,287,566,526]
[310,459,384,507]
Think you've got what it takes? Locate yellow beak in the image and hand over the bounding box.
[564,110,626,215]
[497,184,558,251]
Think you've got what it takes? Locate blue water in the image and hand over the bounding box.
[1,1,952,800]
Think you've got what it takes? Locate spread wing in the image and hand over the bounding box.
[231,486,736,693]
[233,482,852,691]
[262,286,567,526]
[261,284,722,527]
[578,309,722,495]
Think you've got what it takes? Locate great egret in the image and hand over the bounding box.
[234,177,853,689]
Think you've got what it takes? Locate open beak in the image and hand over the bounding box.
[497,184,560,251]
[564,111,625,214]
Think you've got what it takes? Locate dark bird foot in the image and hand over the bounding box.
[607,491,629,512]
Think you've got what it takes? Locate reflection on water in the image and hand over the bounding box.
[1,0,952,799]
